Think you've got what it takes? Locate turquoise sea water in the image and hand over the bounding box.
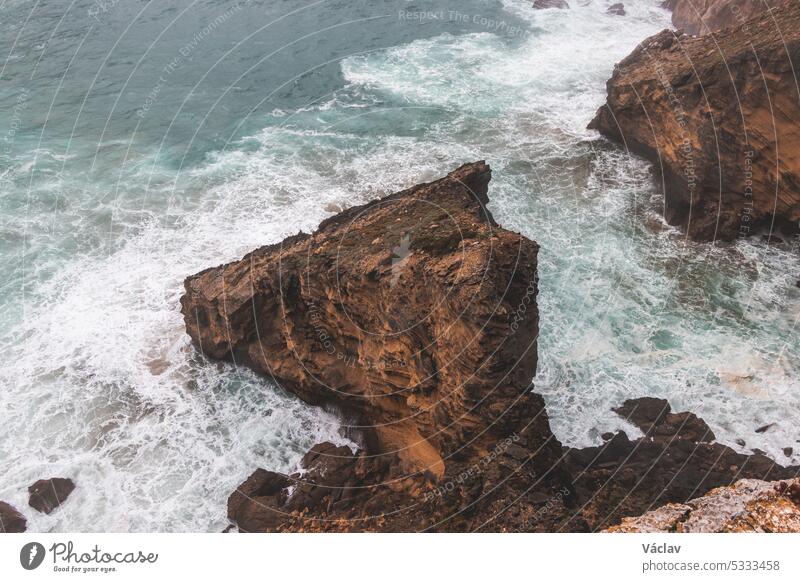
[1,0,798,531]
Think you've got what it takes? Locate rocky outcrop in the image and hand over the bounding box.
[590,2,800,241]
[28,478,75,514]
[184,162,574,531]
[607,478,800,532]
[183,165,798,532]
[662,0,786,36]
[0,501,27,533]
[182,162,548,477]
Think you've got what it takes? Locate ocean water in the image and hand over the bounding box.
[0,0,798,532]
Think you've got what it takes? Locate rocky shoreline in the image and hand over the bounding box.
[181,161,798,532]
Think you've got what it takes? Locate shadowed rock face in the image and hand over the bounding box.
[183,165,798,532]
[607,478,800,532]
[662,0,786,36]
[564,398,799,531]
[590,2,800,241]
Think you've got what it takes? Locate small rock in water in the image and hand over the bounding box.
[607,3,626,15]
[735,438,746,447]
[784,447,794,457]
[0,501,27,533]
[28,477,75,514]
[756,423,776,434]
[762,234,785,245]
[533,0,569,9]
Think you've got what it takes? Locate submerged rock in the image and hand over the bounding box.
[590,2,800,241]
[28,477,75,514]
[607,478,800,532]
[0,501,27,533]
[661,0,786,36]
[533,0,569,9]
[607,3,626,16]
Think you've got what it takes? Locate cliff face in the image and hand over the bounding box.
[607,478,800,532]
[662,0,786,36]
[590,2,800,241]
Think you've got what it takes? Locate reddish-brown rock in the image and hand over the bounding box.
[662,0,786,36]
[184,166,797,531]
[590,2,800,241]
[184,163,574,531]
[28,478,75,514]
[0,501,27,533]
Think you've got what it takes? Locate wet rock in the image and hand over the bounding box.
[762,234,785,245]
[563,400,796,530]
[533,0,569,9]
[607,3,625,16]
[756,423,777,434]
[28,478,75,514]
[590,2,800,241]
[784,447,793,457]
[607,478,800,532]
[613,397,715,442]
[0,501,27,533]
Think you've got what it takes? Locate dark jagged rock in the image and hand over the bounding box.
[607,3,626,16]
[661,0,787,36]
[0,502,27,533]
[563,397,798,530]
[613,397,715,442]
[28,478,75,514]
[590,2,800,241]
[533,0,569,9]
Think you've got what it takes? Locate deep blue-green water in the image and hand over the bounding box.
[1,0,798,531]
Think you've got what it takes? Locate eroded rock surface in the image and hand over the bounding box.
[607,478,800,532]
[590,2,800,241]
[184,163,575,531]
[662,0,786,36]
